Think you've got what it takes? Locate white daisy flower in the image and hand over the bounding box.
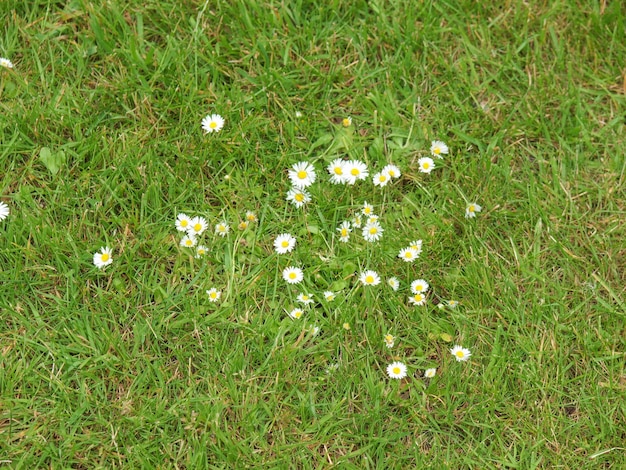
[408,293,426,306]
[359,270,381,286]
[289,308,304,319]
[310,325,320,335]
[336,221,351,243]
[386,361,407,380]
[180,234,197,248]
[187,216,208,236]
[245,211,258,222]
[282,266,304,284]
[342,322,351,330]
[450,345,471,362]
[424,368,437,378]
[93,246,113,269]
[384,334,395,349]
[382,164,401,179]
[362,221,383,242]
[296,293,314,305]
[0,58,14,69]
[409,240,423,252]
[286,187,311,208]
[215,222,230,237]
[201,114,225,133]
[327,158,347,184]
[323,291,335,301]
[372,171,390,187]
[274,233,296,254]
[410,279,429,294]
[398,247,419,262]
[448,300,459,309]
[465,203,482,218]
[418,157,435,174]
[351,215,362,228]
[195,245,208,258]
[0,201,9,220]
[343,160,368,184]
[430,140,449,158]
[362,202,375,216]
[288,161,316,188]
[387,277,400,291]
[206,288,221,302]
[342,116,352,127]
[238,221,249,230]
[175,213,192,232]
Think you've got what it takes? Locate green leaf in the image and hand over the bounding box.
[39,147,66,175]
[341,261,356,278]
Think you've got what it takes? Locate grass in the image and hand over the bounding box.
[1,0,625,468]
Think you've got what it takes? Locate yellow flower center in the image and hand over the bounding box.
[281,241,289,247]
[392,367,401,375]
[456,351,465,358]
[343,323,350,330]
[414,294,423,301]
[247,214,256,221]
[210,292,217,299]
[385,335,393,342]
[198,249,205,255]
[369,227,377,235]
[365,275,374,284]
[434,147,440,154]
[469,205,475,212]
[210,121,217,128]
[193,223,201,231]
[295,311,302,318]
[423,162,430,169]
[334,167,343,175]
[289,272,296,279]
[341,228,348,237]
[295,193,304,202]
[302,295,309,301]
[180,220,188,227]
[388,170,396,177]
[101,253,110,262]
[379,175,387,182]
[415,284,423,291]
[342,118,351,126]
[364,207,371,214]
[186,240,193,246]
[297,170,307,179]
[351,168,360,176]
[404,252,413,259]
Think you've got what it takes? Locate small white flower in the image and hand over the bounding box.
[0,58,14,69]
[195,245,208,258]
[372,171,390,187]
[430,140,449,158]
[465,203,482,218]
[382,164,401,179]
[310,325,320,335]
[343,160,368,184]
[410,279,429,294]
[93,246,113,269]
[288,161,316,188]
[323,291,335,301]
[408,293,427,306]
[418,157,435,174]
[286,187,311,208]
[387,277,400,291]
[327,158,348,184]
[215,222,230,237]
[386,361,407,380]
[282,266,304,284]
[398,247,419,262]
[384,334,395,349]
[359,270,381,286]
[245,211,258,222]
[342,116,352,127]
[336,221,351,243]
[424,368,437,378]
[450,345,471,362]
[180,234,197,248]
[362,202,375,216]
[362,221,383,242]
[206,288,221,302]
[289,308,304,319]
[175,213,192,232]
[0,201,9,220]
[201,114,225,133]
[187,216,208,236]
[448,300,459,309]
[296,293,314,305]
[409,240,423,252]
[351,215,362,228]
[274,233,296,254]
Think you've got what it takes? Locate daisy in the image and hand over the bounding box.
[180,234,197,248]
[450,345,471,362]
[362,221,383,242]
[296,293,314,305]
[215,222,230,237]
[342,322,351,330]
[351,215,362,228]
[286,187,311,208]
[448,300,459,309]
[93,246,113,269]
[410,279,429,294]
[175,213,192,232]
[424,368,437,378]
[465,203,482,218]
[336,221,351,243]
[343,160,368,185]
[245,211,258,222]
[0,201,9,220]
[187,216,208,236]
[282,266,304,284]
[238,221,249,230]
[366,215,379,225]
[323,291,336,301]
[295,111,303,118]
[382,164,401,179]
[289,308,304,319]
[408,293,426,306]
[195,245,208,258]
[362,202,375,216]
[0,58,13,69]
[384,334,395,349]
[327,159,348,184]
[418,157,435,174]
[387,277,400,291]
[274,233,296,254]
[409,240,423,252]
[288,161,316,188]
[342,116,352,127]
[398,247,419,262]
[359,270,381,286]
[386,361,407,380]
[201,114,225,133]
[310,325,320,335]
[430,140,449,158]
[372,172,390,187]
[206,288,221,302]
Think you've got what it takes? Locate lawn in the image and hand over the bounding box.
[1,0,625,468]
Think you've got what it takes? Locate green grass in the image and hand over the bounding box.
[1,0,625,468]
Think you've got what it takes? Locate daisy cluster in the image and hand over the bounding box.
[84,112,480,383]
